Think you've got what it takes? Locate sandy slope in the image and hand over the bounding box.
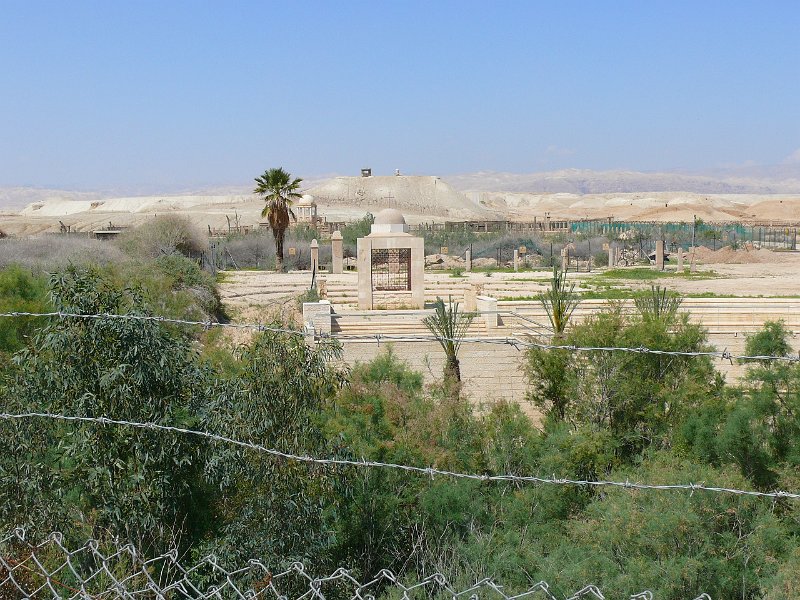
[468,191,800,223]
[3,176,800,237]
[306,175,499,220]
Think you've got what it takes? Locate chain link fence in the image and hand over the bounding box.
[0,529,711,600]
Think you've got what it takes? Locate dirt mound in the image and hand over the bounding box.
[307,176,499,220]
[425,253,466,269]
[693,245,758,264]
[692,245,796,264]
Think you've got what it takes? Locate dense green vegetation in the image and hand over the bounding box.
[1,260,800,597]
[0,266,51,357]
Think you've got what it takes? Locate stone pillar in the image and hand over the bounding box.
[331,231,343,274]
[476,295,498,329]
[464,285,477,312]
[465,249,472,272]
[310,239,319,273]
[655,239,665,271]
[677,248,684,271]
[513,249,519,271]
[356,238,371,309]
[410,237,426,309]
[561,248,569,271]
[608,245,615,267]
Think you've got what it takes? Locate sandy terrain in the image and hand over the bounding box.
[467,191,800,223]
[3,175,800,237]
[215,247,800,309]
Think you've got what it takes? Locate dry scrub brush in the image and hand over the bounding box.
[224,230,331,271]
[117,215,207,259]
[0,236,127,270]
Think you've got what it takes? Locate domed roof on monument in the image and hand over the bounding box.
[374,208,406,225]
[297,194,315,206]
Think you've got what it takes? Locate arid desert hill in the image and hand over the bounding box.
[467,191,800,223]
[305,175,498,220]
[3,170,800,236]
[0,176,504,236]
[445,166,800,195]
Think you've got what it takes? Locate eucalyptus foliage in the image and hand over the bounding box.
[197,331,345,567]
[0,267,209,552]
[2,263,800,597]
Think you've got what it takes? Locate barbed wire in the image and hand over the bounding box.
[0,528,710,600]
[1,411,797,501]
[1,311,798,363]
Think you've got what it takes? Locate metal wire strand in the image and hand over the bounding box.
[0,310,798,363]
[0,412,797,501]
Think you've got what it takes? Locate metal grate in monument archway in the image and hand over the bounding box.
[371,248,411,291]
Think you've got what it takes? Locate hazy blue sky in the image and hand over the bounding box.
[1,1,798,190]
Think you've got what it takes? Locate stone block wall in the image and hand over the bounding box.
[339,339,537,419]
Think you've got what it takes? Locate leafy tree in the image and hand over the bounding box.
[711,321,800,487]
[539,452,787,600]
[197,327,346,568]
[676,320,800,489]
[321,350,484,576]
[525,347,575,421]
[702,227,723,250]
[0,266,210,553]
[744,320,792,363]
[254,167,303,272]
[527,301,717,460]
[423,296,475,383]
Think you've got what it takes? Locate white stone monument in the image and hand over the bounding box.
[357,209,425,310]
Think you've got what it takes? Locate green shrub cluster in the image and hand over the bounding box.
[1,266,799,597]
[0,265,51,356]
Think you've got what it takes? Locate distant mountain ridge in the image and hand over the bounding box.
[445,166,800,195]
[3,165,800,212]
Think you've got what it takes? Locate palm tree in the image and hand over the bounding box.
[423,296,475,383]
[254,167,303,273]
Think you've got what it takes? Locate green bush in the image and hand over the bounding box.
[0,265,51,355]
[105,257,223,322]
[2,265,800,597]
[342,213,374,246]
